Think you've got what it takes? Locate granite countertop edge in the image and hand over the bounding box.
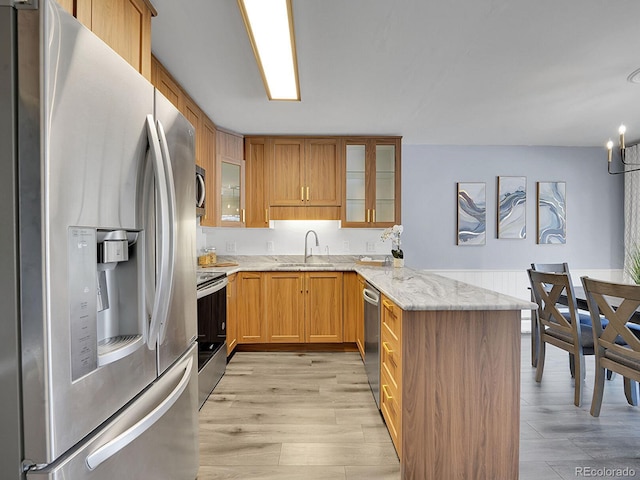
[198,255,536,312]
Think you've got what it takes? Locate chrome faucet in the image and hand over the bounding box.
[304,230,319,263]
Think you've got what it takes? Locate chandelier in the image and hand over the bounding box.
[607,124,640,174]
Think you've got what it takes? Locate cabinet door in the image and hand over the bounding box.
[270,138,305,206]
[356,275,365,358]
[265,273,304,343]
[237,273,265,343]
[200,118,217,227]
[78,0,153,80]
[183,97,203,167]
[305,272,343,343]
[342,138,401,227]
[343,141,369,224]
[152,57,184,111]
[372,140,400,226]
[305,139,341,206]
[226,274,238,356]
[245,138,270,228]
[217,131,246,227]
[342,272,358,343]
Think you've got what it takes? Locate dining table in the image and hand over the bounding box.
[534,282,640,406]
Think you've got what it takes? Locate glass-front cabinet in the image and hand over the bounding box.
[343,137,401,227]
[217,155,245,227]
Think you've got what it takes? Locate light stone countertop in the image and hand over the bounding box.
[199,255,536,312]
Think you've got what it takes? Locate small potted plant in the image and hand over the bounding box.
[381,224,404,267]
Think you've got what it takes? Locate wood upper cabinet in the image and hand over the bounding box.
[306,139,341,206]
[226,273,238,356]
[270,138,304,206]
[245,137,270,228]
[265,273,304,343]
[342,137,401,227]
[151,56,220,227]
[305,272,343,343]
[236,272,265,343]
[200,118,217,227]
[183,97,204,166]
[62,0,156,81]
[268,138,342,217]
[216,130,246,227]
[151,56,183,110]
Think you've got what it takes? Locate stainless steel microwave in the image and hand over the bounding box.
[196,165,205,217]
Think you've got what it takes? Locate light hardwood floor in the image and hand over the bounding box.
[199,336,640,480]
[198,351,399,480]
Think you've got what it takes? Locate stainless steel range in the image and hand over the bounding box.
[196,272,228,408]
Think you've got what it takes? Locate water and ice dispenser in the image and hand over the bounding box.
[68,227,145,381]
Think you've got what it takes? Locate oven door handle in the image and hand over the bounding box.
[197,278,228,299]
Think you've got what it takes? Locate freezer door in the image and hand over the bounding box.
[18,1,157,465]
[154,91,198,375]
[27,344,199,480]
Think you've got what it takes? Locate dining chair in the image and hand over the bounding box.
[581,276,640,417]
[529,263,569,367]
[529,263,591,375]
[528,269,594,406]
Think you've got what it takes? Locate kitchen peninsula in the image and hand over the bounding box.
[203,256,535,480]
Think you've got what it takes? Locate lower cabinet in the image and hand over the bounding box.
[235,271,344,345]
[265,272,305,343]
[343,272,365,358]
[380,294,402,456]
[265,271,343,343]
[226,273,238,356]
[305,272,343,343]
[236,272,266,343]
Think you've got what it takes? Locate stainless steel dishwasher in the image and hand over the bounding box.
[363,282,381,408]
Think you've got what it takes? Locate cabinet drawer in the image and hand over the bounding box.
[380,369,401,455]
[381,332,401,388]
[381,295,402,342]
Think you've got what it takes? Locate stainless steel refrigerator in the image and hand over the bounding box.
[0,1,199,478]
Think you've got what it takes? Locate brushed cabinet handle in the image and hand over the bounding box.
[366,209,370,223]
[265,208,269,224]
[301,186,304,201]
[382,384,393,400]
[241,209,246,223]
[306,186,309,201]
[372,209,376,223]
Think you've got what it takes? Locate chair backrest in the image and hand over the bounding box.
[581,277,640,361]
[531,263,569,273]
[528,269,582,340]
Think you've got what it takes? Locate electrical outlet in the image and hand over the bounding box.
[267,241,274,252]
[342,241,350,252]
[225,241,236,253]
[366,242,375,252]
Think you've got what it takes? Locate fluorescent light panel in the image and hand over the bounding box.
[238,0,300,101]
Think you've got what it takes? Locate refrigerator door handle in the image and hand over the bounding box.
[155,119,177,345]
[85,355,194,471]
[145,115,172,349]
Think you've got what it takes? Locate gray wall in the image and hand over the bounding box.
[402,145,624,270]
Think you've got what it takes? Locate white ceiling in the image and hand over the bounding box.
[151,0,640,147]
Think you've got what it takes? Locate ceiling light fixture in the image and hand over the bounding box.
[605,124,640,174]
[237,0,300,101]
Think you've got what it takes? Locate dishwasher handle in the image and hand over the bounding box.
[363,288,379,306]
